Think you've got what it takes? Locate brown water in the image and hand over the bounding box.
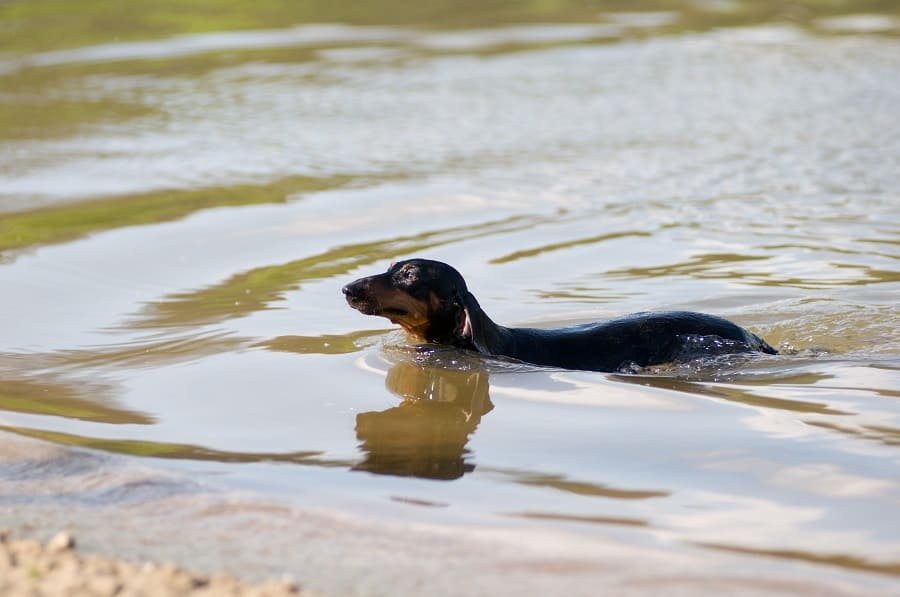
[2,2,900,595]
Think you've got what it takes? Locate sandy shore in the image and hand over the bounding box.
[0,529,306,597]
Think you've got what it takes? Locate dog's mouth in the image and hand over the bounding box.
[345,295,409,319]
[345,296,377,314]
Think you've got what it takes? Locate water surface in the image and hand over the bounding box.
[1,2,899,595]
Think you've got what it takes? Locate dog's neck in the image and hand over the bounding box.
[396,293,508,356]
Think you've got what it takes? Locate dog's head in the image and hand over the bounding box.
[342,259,481,348]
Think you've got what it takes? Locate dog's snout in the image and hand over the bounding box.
[342,283,360,298]
[343,277,382,315]
[343,278,373,302]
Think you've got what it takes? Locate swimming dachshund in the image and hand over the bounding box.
[342,259,776,372]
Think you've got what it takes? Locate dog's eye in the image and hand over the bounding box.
[396,266,417,283]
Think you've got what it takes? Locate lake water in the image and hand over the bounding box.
[1,3,899,595]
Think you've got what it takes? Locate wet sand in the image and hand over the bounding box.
[0,530,304,596]
[0,432,303,596]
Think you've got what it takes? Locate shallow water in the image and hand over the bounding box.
[1,2,899,595]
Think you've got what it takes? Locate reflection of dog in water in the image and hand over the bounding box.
[354,361,493,480]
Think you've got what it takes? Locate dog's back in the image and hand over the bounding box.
[505,311,776,372]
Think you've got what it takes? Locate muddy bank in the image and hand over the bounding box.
[0,530,304,597]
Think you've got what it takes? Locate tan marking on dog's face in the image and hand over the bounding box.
[428,291,443,312]
[365,285,433,337]
[393,291,450,339]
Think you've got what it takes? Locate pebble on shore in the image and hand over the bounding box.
[0,529,305,596]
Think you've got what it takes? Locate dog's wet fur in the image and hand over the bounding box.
[343,259,776,372]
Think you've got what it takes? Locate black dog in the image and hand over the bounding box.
[343,259,776,372]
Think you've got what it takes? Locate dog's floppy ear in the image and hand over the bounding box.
[452,289,490,354]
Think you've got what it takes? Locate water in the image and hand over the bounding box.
[1,3,899,595]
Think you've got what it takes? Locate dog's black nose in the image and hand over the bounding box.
[342,283,360,299]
